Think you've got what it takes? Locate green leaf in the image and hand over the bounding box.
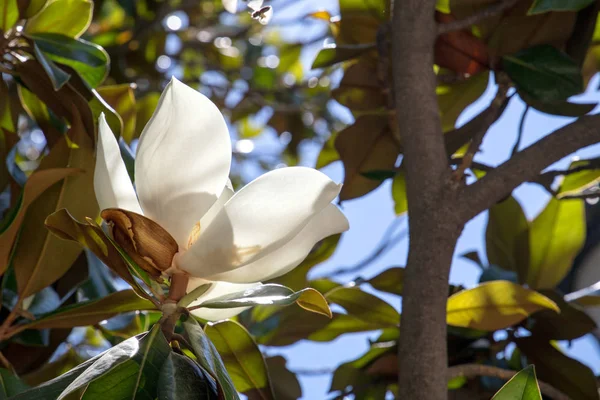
[25,0,93,38]
[520,92,595,117]
[516,336,598,400]
[528,0,595,14]
[437,70,489,132]
[556,159,600,199]
[527,197,585,289]
[11,335,141,400]
[307,313,392,342]
[22,0,47,18]
[183,317,241,400]
[485,196,529,278]
[157,353,219,400]
[325,286,400,326]
[391,169,408,215]
[528,290,596,340]
[311,44,375,69]
[198,284,332,318]
[33,42,71,90]
[360,169,397,181]
[316,132,339,169]
[0,169,78,275]
[446,280,560,331]
[0,369,29,398]
[205,320,274,398]
[96,84,137,143]
[0,0,18,32]
[503,45,583,102]
[491,365,541,400]
[367,267,403,295]
[14,289,156,332]
[264,357,301,400]
[80,325,171,399]
[30,33,109,88]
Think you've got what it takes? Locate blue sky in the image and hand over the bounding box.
[247,2,600,397]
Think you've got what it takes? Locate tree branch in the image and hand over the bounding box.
[462,114,600,221]
[393,2,463,400]
[437,0,519,35]
[447,364,570,400]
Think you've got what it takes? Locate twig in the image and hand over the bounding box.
[453,83,510,180]
[511,105,529,156]
[437,0,520,35]
[0,351,15,374]
[461,114,600,221]
[447,364,570,400]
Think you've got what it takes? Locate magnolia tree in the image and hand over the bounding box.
[1,0,600,399]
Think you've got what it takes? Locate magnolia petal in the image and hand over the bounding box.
[135,78,231,247]
[177,167,342,278]
[94,114,142,214]
[188,279,261,321]
[208,204,348,283]
[185,181,234,250]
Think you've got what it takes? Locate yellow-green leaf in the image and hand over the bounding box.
[447,280,559,331]
[296,288,332,318]
[437,70,489,132]
[556,160,600,199]
[326,286,399,327]
[316,132,339,169]
[391,169,408,215]
[527,197,585,289]
[25,0,93,38]
[0,0,18,33]
[205,320,274,398]
[485,196,529,278]
[97,84,137,144]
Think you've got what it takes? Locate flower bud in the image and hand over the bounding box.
[101,208,179,279]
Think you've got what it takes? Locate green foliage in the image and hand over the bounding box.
[528,0,595,14]
[491,366,541,400]
[503,45,583,102]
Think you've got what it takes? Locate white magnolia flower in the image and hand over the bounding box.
[94,77,349,320]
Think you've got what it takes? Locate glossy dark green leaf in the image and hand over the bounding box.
[0,0,18,31]
[205,320,274,399]
[491,365,541,400]
[311,44,375,69]
[10,335,142,400]
[30,33,109,88]
[367,267,403,295]
[81,325,171,399]
[528,290,596,340]
[516,336,598,400]
[360,169,397,181]
[520,92,595,117]
[528,0,595,14]
[325,286,399,326]
[503,45,583,102]
[183,317,240,400]
[157,352,218,400]
[33,43,71,90]
[0,368,29,398]
[485,196,529,277]
[198,284,331,318]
